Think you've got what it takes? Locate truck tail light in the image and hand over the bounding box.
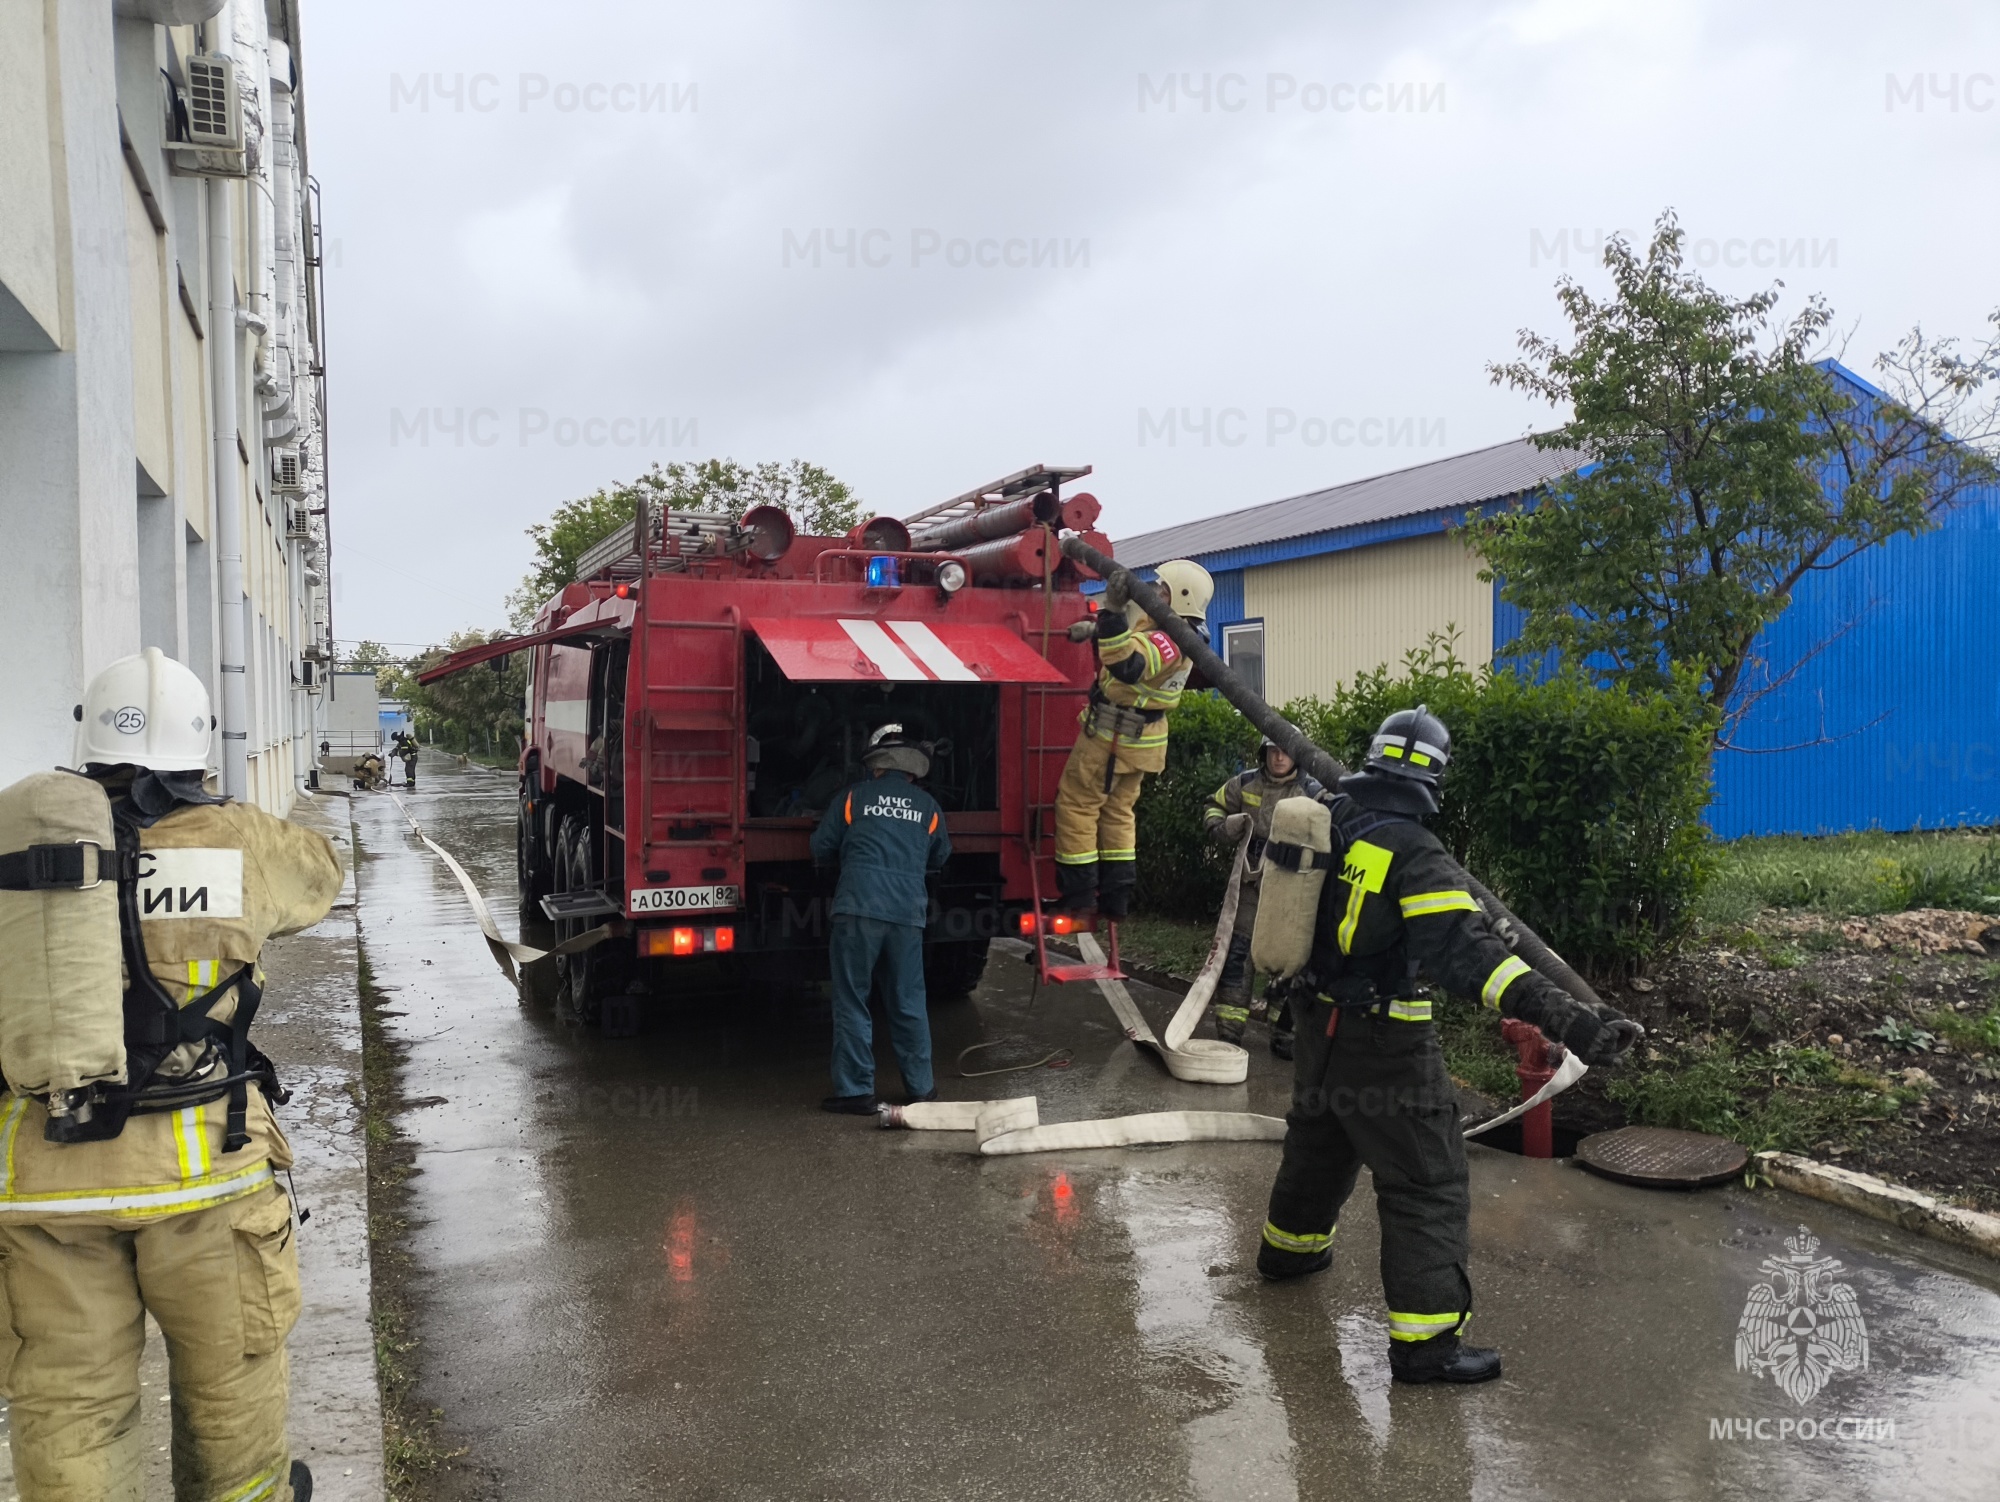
[641,925,736,958]
[1016,912,1094,938]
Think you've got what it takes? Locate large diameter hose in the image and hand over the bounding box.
[1056,532,1606,1012]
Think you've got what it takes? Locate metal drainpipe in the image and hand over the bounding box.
[207,173,250,801]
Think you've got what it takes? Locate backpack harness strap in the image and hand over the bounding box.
[110,811,279,1153]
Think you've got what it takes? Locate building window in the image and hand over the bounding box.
[1221,621,1264,700]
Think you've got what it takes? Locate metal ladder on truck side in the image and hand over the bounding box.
[1019,675,1124,987]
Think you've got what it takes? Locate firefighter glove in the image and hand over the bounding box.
[1104,570,1131,610]
[1219,812,1252,842]
[1066,618,1097,643]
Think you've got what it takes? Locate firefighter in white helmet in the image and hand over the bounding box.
[1053,559,1213,917]
[0,648,341,1502]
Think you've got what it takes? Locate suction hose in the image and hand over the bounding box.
[1055,532,1606,1013]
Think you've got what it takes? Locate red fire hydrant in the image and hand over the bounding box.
[1499,1017,1564,1158]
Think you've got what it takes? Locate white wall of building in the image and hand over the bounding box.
[0,0,331,813]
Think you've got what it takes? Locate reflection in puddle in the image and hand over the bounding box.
[1112,1172,1298,1502]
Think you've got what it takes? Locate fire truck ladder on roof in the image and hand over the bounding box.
[900,463,1092,533]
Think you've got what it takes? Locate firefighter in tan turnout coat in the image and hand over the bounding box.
[1052,560,1214,917]
[0,649,342,1502]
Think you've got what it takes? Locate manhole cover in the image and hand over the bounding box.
[1575,1126,1747,1189]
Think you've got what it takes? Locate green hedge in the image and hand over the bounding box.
[1135,637,1717,974]
[1132,691,1262,918]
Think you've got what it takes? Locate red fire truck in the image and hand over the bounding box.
[420,465,1114,1025]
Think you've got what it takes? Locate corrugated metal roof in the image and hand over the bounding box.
[1117,435,1585,567]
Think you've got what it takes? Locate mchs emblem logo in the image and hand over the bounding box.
[1735,1225,1869,1406]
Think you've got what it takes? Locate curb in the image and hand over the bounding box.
[1757,1150,2000,1261]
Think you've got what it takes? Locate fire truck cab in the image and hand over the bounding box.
[425,466,1113,1025]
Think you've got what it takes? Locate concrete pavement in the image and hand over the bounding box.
[351,759,2000,1502]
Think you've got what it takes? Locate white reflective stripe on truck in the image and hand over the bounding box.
[887,621,979,682]
[839,620,928,681]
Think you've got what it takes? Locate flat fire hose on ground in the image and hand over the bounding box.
[387,792,613,988]
[878,1094,1289,1155]
[1068,836,1255,1085]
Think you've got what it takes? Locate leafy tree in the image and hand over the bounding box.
[400,629,528,757]
[1471,211,2000,740]
[507,459,864,626]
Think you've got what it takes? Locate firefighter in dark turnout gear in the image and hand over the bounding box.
[1202,739,1322,1050]
[391,730,419,788]
[811,725,951,1114]
[1257,706,1640,1385]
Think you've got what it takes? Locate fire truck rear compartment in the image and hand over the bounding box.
[743,637,999,817]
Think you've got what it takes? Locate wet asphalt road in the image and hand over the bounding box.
[352,760,2000,1501]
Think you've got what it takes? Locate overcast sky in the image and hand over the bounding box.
[304,0,2000,649]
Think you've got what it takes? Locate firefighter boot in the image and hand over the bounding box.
[1213,975,1251,1045]
[1097,860,1137,920]
[292,1461,315,1500]
[1388,1333,1502,1385]
[1269,994,1295,1060]
[1054,861,1098,915]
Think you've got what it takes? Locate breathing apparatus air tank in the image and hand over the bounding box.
[0,771,127,1100]
[1250,795,1333,979]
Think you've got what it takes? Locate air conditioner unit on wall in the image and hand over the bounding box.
[272,450,303,493]
[166,54,246,178]
[285,504,313,540]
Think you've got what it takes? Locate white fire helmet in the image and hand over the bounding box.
[1152,559,1214,622]
[74,647,214,773]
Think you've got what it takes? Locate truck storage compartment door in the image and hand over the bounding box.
[746,618,1067,684]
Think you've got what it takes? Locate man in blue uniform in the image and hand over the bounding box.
[811,724,952,1114]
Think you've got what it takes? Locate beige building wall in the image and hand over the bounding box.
[1244,530,1493,705]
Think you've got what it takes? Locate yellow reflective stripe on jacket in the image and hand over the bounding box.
[1387,1310,1462,1342]
[0,1096,26,1194]
[1398,890,1477,919]
[1239,790,1263,807]
[1384,998,1433,1023]
[185,958,221,1004]
[0,1161,275,1219]
[1481,954,1532,1010]
[1095,624,1134,651]
[1337,839,1394,953]
[1263,1221,1334,1255]
[172,1104,212,1179]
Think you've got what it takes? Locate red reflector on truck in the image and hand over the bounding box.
[713,927,734,953]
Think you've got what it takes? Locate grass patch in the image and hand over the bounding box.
[1436,992,1519,1100]
[1605,1041,1912,1155]
[1698,827,2000,928]
[1926,1001,2000,1056]
[1114,913,1219,980]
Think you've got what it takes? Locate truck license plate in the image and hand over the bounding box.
[629,883,739,914]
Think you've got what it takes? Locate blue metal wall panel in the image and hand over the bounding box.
[1206,569,1245,635]
[1493,480,2000,837]
[1706,480,2000,836]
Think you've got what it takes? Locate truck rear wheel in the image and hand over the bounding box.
[517,783,547,921]
[924,939,990,1001]
[553,816,618,1024]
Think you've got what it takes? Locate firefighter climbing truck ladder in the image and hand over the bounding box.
[419,465,1125,1024]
